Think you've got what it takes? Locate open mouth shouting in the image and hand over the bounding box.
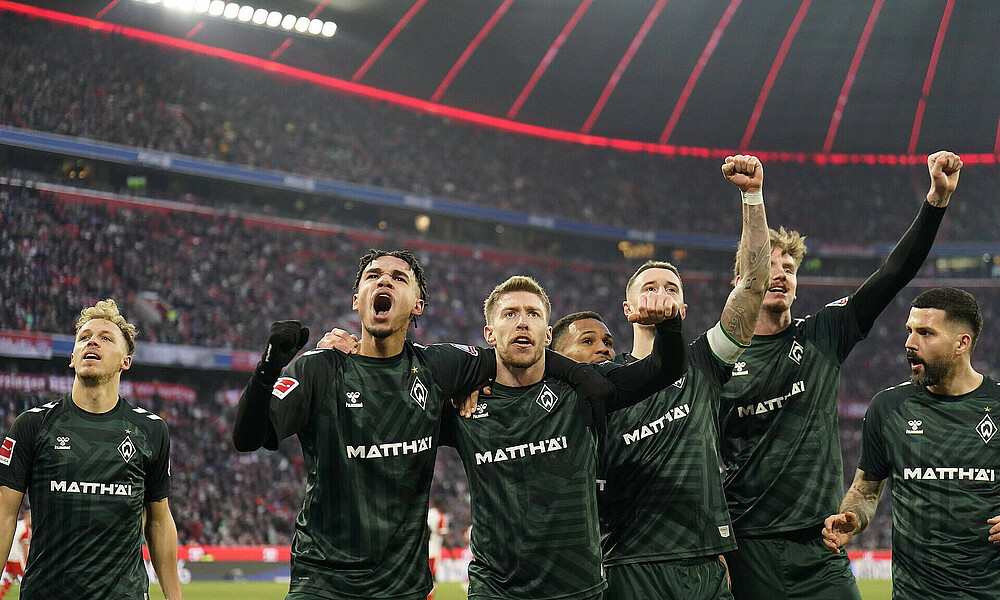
[372,292,393,319]
[510,335,534,349]
[82,351,101,362]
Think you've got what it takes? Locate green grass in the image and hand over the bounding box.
[0,579,894,599]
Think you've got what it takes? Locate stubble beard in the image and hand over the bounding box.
[910,354,952,388]
[498,345,543,370]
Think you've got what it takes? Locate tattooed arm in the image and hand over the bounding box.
[821,469,887,553]
[708,155,771,362]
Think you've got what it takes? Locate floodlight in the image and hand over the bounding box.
[237,5,253,20]
[252,8,267,24]
[163,0,178,8]
[307,18,322,35]
[321,21,336,37]
[176,0,195,11]
[266,10,281,27]
[222,2,239,18]
[281,13,296,29]
[208,0,225,15]
[194,0,211,13]
[294,16,309,32]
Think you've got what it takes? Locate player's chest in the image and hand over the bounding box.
[316,365,444,433]
[888,403,1000,471]
[33,422,150,484]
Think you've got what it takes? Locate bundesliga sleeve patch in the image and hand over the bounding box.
[0,437,15,466]
[272,377,300,400]
[449,344,479,356]
[826,296,850,307]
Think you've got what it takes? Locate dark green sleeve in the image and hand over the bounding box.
[422,344,497,397]
[598,315,687,410]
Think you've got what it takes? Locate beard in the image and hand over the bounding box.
[75,366,116,386]
[908,352,952,388]
[364,322,395,340]
[497,343,544,370]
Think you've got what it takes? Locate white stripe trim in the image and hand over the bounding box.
[707,322,746,365]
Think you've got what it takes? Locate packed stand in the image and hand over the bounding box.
[2,14,999,246]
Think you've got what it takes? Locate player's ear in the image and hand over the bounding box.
[411,299,425,317]
[120,355,132,372]
[622,300,632,319]
[544,326,553,347]
[484,325,496,346]
[352,293,359,311]
[955,332,973,356]
[681,303,688,320]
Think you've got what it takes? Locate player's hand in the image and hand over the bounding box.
[317,328,359,354]
[453,385,492,418]
[259,320,310,379]
[987,515,1000,545]
[821,512,860,553]
[926,150,962,207]
[626,290,681,324]
[722,154,763,193]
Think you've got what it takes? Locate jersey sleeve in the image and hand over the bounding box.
[691,329,737,387]
[268,350,329,441]
[800,296,865,364]
[0,412,40,493]
[144,419,171,503]
[421,344,496,398]
[857,395,891,480]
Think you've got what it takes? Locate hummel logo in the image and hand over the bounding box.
[905,420,924,435]
[977,414,996,444]
[345,391,363,408]
[473,403,490,419]
[788,341,804,365]
[54,436,71,450]
[732,362,749,376]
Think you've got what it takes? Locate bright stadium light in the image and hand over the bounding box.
[132,0,336,38]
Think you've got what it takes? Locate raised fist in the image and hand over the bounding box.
[926,150,962,207]
[626,290,682,325]
[722,154,764,193]
[259,320,310,380]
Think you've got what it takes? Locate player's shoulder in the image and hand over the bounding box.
[120,397,170,435]
[11,395,67,431]
[870,381,921,413]
[412,341,483,358]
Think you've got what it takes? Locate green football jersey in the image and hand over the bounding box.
[859,377,1000,599]
[269,341,491,599]
[445,378,605,600]
[0,395,171,600]
[719,297,864,536]
[601,333,736,564]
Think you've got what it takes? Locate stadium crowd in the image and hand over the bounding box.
[2,13,999,247]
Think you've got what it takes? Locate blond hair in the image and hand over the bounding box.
[483,276,551,324]
[75,299,138,355]
[734,226,806,278]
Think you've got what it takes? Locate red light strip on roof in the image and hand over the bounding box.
[507,0,593,120]
[659,0,741,144]
[907,0,954,155]
[185,21,205,40]
[823,0,883,153]
[995,117,1000,155]
[0,1,996,165]
[580,0,669,135]
[95,0,120,20]
[740,0,812,150]
[430,0,515,103]
[352,0,429,82]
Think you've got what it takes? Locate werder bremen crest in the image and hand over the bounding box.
[536,384,559,412]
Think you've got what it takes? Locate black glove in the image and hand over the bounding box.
[257,320,310,383]
[544,349,615,436]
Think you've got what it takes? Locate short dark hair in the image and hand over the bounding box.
[625,261,682,301]
[551,311,604,352]
[354,249,428,301]
[911,287,983,349]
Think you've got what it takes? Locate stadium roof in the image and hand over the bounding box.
[8,0,1000,160]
